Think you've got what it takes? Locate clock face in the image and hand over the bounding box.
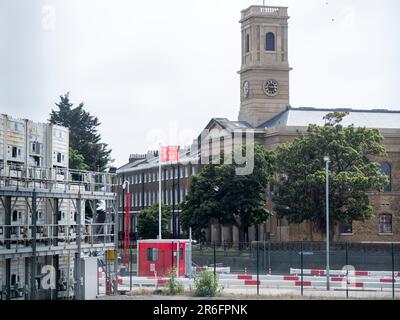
[263,79,279,97]
[243,81,249,98]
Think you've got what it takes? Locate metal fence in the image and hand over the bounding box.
[191,241,400,298]
[111,241,400,298]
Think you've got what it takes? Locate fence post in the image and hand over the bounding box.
[130,240,133,291]
[257,242,260,296]
[268,241,271,274]
[392,243,395,299]
[301,242,304,296]
[213,241,217,280]
[171,241,174,275]
[263,240,266,272]
[345,242,348,299]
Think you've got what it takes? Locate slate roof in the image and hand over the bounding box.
[257,107,400,130]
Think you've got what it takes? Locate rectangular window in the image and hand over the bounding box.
[245,34,250,53]
[33,156,41,167]
[31,142,42,155]
[11,121,22,132]
[11,146,17,158]
[57,152,62,163]
[339,223,353,235]
[12,210,18,221]
[146,248,158,261]
[379,214,392,234]
[179,248,184,260]
[185,167,188,178]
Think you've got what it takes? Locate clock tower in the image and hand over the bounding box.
[238,6,292,127]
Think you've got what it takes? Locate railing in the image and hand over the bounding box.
[0,163,116,194]
[241,6,288,20]
[0,223,115,251]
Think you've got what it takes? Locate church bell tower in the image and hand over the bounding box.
[238,6,292,127]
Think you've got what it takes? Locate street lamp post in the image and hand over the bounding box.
[323,156,330,291]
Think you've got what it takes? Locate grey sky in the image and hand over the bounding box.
[1,0,399,167]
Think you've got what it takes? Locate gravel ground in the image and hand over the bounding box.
[95,287,399,300]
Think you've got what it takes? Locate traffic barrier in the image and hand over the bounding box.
[192,266,231,273]
[290,268,400,277]
[116,275,400,291]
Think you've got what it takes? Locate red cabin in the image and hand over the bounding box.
[137,239,192,277]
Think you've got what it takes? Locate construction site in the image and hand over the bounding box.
[0,114,117,300]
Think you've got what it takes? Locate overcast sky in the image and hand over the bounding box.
[1,0,399,167]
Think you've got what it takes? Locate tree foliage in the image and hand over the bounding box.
[68,147,89,171]
[137,204,172,239]
[181,144,275,243]
[273,112,388,234]
[49,92,112,172]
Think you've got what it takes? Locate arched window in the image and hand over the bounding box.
[379,214,392,234]
[379,162,392,192]
[265,32,275,51]
[245,34,250,53]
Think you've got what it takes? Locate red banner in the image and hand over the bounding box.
[160,146,180,162]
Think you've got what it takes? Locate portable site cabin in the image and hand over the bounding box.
[0,114,69,170]
[137,239,192,277]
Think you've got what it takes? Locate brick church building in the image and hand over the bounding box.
[117,5,400,244]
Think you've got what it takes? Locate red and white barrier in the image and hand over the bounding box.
[290,268,400,277]
[116,274,400,291]
[192,266,231,274]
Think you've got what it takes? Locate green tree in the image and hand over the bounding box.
[181,144,275,244]
[68,147,89,171]
[137,204,172,239]
[49,92,112,172]
[273,112,388,237]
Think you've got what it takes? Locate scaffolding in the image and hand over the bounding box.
[0,163,117,300]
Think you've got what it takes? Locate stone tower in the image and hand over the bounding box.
[238,6,292,127]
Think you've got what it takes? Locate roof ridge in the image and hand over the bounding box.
[292,107,400,114]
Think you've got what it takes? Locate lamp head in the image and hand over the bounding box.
[323,156,330,162]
